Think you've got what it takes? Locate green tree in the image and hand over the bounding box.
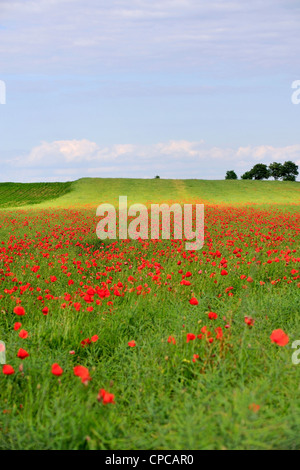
[241,170,253,180]
[269,162,283,180]
[225,170,238,180]
[250,163,270,180]
[281,161,298,181]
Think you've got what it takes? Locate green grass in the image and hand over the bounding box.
[1,178,299,210]
[0,182,73,208]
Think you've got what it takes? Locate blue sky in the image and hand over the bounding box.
[0,0,300,181]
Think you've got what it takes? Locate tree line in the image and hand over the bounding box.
[225,161,299,181]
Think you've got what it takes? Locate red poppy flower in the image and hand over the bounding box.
[19,329,28,339]
[186,333,196,343]
[244,316,255,327]
[189,297,198,306]
[73,365,91,383]
[14,306,25,316]
[249,403,260,413]
[208,311,218,319]
[215,327,223,340]
[167,336,176,345]
[128,340,136,347]
[17,348,29,359]
[51,363,63,376]
[2,365,15,375]
[181,280,191,286]
[14,322,22,331]
[270,329,289,346]
[97,388,115,404]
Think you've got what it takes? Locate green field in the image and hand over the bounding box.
[0,182,73,208]
[0,178,299,209]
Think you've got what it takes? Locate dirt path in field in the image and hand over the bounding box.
[172,180,190,202]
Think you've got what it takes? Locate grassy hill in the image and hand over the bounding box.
[0,181,73,208]
[0,178,299,209]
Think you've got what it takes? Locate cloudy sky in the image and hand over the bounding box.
[0,0,300,181]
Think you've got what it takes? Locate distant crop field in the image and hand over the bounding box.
[1,178,299,210]
[0,182,73,208]
[59,178,300,208]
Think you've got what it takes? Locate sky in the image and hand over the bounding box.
[0,0,300,182]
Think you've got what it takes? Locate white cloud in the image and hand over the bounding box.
[26,139,99,163]
[154,140,204,157]
[7,139,299,181]
[14,140,136,166]
[237,144,300,162]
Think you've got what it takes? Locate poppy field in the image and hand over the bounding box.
[0,187,300,449]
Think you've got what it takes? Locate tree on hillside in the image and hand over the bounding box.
[281,161,299,181]
[241,170,253,180]
[225,170,238,180]
[269,162,283,180]
[250,163,270,180]
[241,160,298,182]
